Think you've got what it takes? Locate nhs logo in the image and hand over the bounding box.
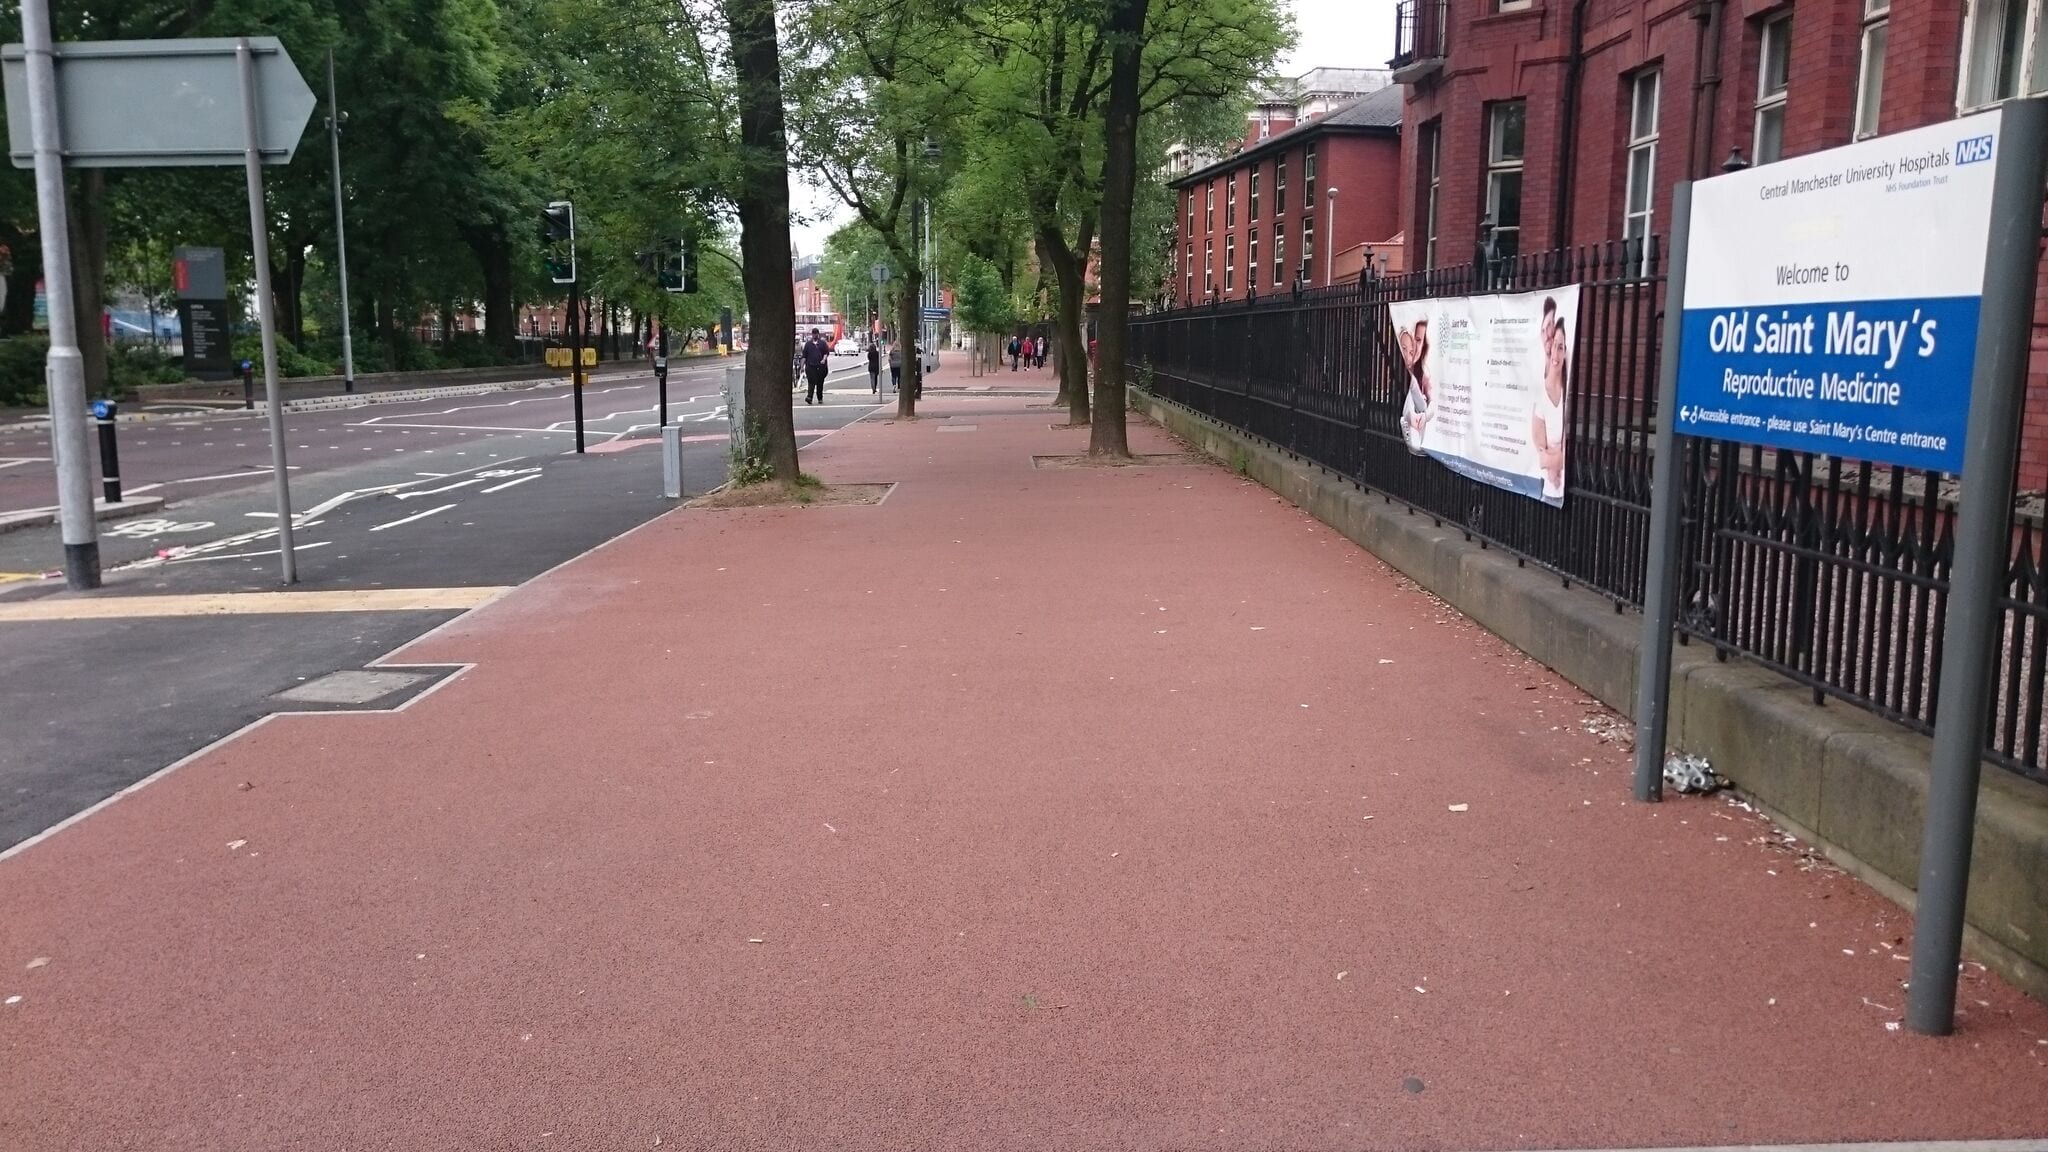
[1956,135,1996,164]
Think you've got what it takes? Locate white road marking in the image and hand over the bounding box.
[481,473,540,494]
[162,466,300,485]
[349,421,577,434]
[165,541,334,564]
[394,477,489,500]
[369,503,456,532]
[0,457,49,470]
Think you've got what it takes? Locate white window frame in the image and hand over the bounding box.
[1753,14,1792,164]
[1623,69,1660,275]
[1248,226,1259,289]
[1224,233,1236,293]
[1204,238,1214,294]
[1249,166,1261,219]
[1186,192,1195,242]
[1226,173,1237,229]
[1184,244,1194,304]
[1205,184,1215,233]
[1300,214,1315,284]
[1485,101,1525,261]
[1958,0,2048,110]
[1303,144,1318,206]
[1499,0,1534,10]
[1273,221,1286,287]
[1855,1,1889,138]
[1276,157,1288,215]
[1422,121,1441,270]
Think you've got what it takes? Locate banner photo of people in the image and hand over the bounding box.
[1389,285,1581,508]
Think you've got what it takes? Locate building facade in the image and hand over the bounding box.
[1166,67,1393,177]
[1167,84,1405,306]
[1390,0,2048,475]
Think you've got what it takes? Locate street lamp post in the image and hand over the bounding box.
[1325,186,1338,286]
[325,48,355,394]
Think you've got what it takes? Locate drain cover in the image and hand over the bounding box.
[275,669,429,706]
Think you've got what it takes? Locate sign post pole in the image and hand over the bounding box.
[19,0,97,589]
[238,37,296,584]
[1632,184,1693,803]
[1907,96,2048,1035]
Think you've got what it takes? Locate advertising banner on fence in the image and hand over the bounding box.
[1673,108,2003,473]
[1388,286,1580,507]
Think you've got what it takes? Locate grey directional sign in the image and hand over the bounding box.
[0,37,315,168]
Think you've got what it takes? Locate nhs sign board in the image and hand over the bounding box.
[1674,108,2004,472]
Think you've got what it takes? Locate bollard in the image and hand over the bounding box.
[662,423,683,499]
[91,398,120,503]
[655,354,669,427]
[240,358,255,410]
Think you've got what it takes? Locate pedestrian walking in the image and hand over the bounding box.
[1036,335,1049,369]
[1009,335,1021,372]
[867,342,882,395]
[888,341,903,392]
[801,328,831,405]
[1022,335,1035,370]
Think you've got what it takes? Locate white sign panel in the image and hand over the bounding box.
[1389,285,1581,507]
[0,38,316,168]
[1676,109,2003,471]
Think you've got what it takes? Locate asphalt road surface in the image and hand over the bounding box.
[0,353,873,518]
[0,356,878,852]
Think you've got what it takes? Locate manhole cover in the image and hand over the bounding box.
[275,669,429,706]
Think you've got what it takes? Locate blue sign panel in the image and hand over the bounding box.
[1675,296,1980,472]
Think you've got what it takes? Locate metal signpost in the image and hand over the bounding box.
[1635,100,2048,1035]
[3,31,317,585]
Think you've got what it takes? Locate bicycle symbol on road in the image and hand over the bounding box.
[103,518,217,539]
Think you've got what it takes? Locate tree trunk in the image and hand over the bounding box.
[1089,0,1149,458]
[67,169,108,396]
[895,262,921,419]
[470,224,517,360]
[1037,226,1091,425]
[723,0,800,481]
[277,242,306,347]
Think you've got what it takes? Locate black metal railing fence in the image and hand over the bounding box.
[1132,242,2048,783]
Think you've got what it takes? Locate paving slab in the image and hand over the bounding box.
[1,399,2045,1150]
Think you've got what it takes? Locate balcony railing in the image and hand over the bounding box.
[1391,0,1448,80]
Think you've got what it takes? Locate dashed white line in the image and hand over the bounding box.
[480,474,540,494]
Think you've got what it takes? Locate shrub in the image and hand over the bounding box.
[0,336,48,406]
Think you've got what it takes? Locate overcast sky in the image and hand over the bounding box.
[787,0,1398,257]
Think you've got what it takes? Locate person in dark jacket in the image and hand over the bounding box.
[887,341,902,392]
[866,342,882,394]
[801,329,830,404]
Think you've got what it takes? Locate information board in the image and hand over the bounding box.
[1674,110,2005,473]
[1388,286,1581,507]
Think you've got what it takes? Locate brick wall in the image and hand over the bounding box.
[1397,0,2048,483]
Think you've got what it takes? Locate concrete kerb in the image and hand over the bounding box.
[0,495,167,537]
[1138,388,2048,1004]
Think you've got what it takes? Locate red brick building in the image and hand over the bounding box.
[1389,0,2048,473]
[1167,85,1405,305]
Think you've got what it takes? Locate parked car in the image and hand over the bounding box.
[833,337,860,355]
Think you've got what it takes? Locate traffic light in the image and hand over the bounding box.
[541,200,575,285]
[656,239,698,294]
